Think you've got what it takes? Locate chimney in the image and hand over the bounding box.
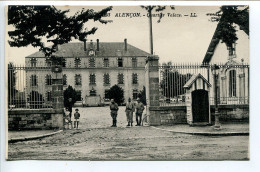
[83,40,87,51]
[97,39,99,51]
[124,38,127,51]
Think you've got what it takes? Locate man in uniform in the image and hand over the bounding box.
[110,99,119,127]
[135,98,145,126]
[125,98,135,127]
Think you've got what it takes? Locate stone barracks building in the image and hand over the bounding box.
[25,39,150,106]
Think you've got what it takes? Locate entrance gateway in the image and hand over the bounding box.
[183,73,211,125]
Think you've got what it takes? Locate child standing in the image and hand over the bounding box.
[74,108,80,129]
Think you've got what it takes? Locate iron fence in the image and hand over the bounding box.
[159,62,249,107]
[8,64,53,110]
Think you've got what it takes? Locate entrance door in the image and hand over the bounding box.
[192,90,209,123]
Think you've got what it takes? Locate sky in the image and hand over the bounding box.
[6,6,220,65]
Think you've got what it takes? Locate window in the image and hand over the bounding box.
[89,89,96,96]
[132,73,138,84]
[133,89,139,100]
[74,58,81,68]
[63,74,67,85]
[228,43,236,56]
[46,91,52,101]
[229,70,236,97]
[89,58,95,68]
[103,58,109,67]
[31,58,37,67]
[75,74,82,86]
[104,89,109,99]
[31,75,37,86]
[45,58,52,67]
[89,74,96,85]
[103,73,110,85]
[132,57,137,67]
[118,57,123,67]
[118,73,124,84]
[76,90,82,101]
[45,75,52,86]
[62,59,66,67]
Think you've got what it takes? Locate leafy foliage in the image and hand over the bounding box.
[138,86,146,105]
[107,85,124,105]
[8,5,113,57]
[207,6,249,48]
[160,63,192,98]
[28,91,44,108]
[64,85,79,107]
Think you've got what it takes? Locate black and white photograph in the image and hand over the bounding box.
[5,4,250,161]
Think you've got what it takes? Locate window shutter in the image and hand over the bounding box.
[75,74,77,85]
[80,74,82,85]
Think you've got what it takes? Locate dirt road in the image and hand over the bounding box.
[8,107,249,160]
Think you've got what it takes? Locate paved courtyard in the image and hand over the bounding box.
[8,106,249,160]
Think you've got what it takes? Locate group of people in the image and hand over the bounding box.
[64,97,145,129]
[64,98,80,129]
[110,97,145,127]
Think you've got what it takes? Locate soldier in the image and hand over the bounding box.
[110,99,119,127]
[125,98,135,127]
[135,98,145,126]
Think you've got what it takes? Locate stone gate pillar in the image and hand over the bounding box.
[51,64,64,129]
[145,55,160,125]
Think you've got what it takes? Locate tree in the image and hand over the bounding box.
[138,86,146,105]
[107,85,124,105]
[207,6,249,48]
[160,63,192,99]
[64,85,79,107]
[8,63,17,104]
[8,5,113,58]
[28,91,44,109]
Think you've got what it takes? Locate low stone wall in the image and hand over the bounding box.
[8,109,63,130]
[149,106,187,125]
[211,104,249,122]
[148,104,249,125]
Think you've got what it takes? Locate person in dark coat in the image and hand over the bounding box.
[74,108,80,129]
[125,98,135,127]
[110,99,119,127]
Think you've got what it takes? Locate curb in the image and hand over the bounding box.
[8,130,63,143]
[150,126,249,136]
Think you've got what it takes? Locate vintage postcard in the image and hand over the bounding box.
[5,5,249,161]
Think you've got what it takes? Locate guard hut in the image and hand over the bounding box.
[183,73,211,125]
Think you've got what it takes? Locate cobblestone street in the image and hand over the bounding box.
[8,107,249,160]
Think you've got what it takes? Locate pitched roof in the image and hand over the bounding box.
[183,73,211,89]
[202,23,249,64]
[26,42,151,58]
[202,24,221,64]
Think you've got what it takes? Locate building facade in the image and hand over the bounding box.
[202,24,249,105]
[25,39,150,106]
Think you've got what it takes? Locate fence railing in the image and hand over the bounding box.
[159,62,249,107]
[8,64,53,110]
